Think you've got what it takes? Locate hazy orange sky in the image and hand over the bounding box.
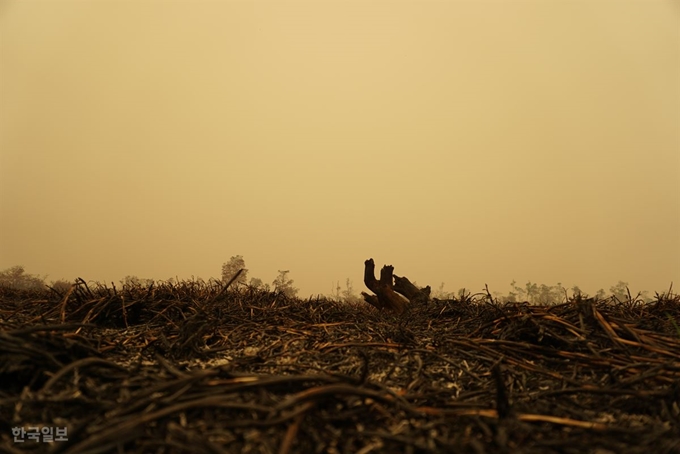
[1,1,678,298]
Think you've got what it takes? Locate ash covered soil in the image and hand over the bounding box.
[1,281,679,453]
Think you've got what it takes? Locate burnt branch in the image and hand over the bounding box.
[361,292,382,310]
[364,259,379,294]
[394,275,431,304]
[379,265,395,288]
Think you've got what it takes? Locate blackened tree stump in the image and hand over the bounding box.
[361,258,430,314]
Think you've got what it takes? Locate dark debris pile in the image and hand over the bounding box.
[1,280,679,453]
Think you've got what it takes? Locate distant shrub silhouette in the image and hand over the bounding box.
[273,270,298,298]
[0,265,45,290]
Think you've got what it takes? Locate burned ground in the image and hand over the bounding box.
[1,281,679,453]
